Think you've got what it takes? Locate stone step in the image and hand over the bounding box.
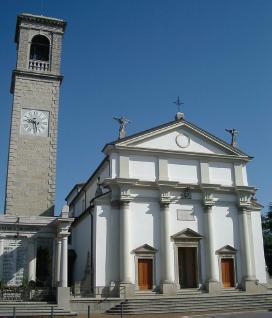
[107,293,272,314]
[108,302,272,314]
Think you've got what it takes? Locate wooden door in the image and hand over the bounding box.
[138,258,153,290]
[221,258,235,288]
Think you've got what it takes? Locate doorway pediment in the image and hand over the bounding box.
[132,244,158,254]
[216,245,237,255]
[171,228,203,241]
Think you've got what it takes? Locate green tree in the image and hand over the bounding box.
[262,202,272,275]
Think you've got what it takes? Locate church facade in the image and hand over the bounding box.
[67,112,267,297]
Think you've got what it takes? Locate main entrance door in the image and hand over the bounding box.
[178,247,197,288]
[138,258,153,290]
[221,258,235,288]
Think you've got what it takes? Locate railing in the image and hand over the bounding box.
[28,59,50,71]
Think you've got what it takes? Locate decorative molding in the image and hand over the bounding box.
[171,228,203,241]
[132,244,158,254]
[216,245,237,255]
[175,133,190,148]
[237,189,252,209]
[181,187,192,199]
[202,191,215,207]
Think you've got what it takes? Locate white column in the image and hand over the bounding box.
[160,202,172,283]
[204,204,217,282]
[60,235,68,287]
[239,207,254,280]
[56,238,62,286]
[28,239,36,282]
[120,200,131,283]
[0,238,4,281]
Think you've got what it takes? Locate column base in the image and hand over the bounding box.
[160,282,177,296]
[205,280,221,294]
[57,287,70,311]
[242,278,267,293]
[118,282,135,298]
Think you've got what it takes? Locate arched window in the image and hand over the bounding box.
[30,35,50,61]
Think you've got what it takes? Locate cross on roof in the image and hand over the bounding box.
[173,96,184,113]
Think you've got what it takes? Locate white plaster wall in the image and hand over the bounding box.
[73,194,85,218]
[168,159,199,184]
[129,155,157,181]
[71,215,92,282]
[72,163,110,217]
[209,162,234,186]
[135,128,227,155]
[212,205,242,283]
[130,201,161,285]
[95,204,119,286]
[251,211,267,283]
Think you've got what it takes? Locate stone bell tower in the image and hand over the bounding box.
[4,14,66,216]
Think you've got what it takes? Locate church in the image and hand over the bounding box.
[0,11,269,315]
[67,111,267,297]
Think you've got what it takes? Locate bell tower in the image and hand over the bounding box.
[5,14,66,216]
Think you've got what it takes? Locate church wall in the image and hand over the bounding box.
[135,128,227,155]
[95,204,120,287]
[213,204,242,283]
[129,155,157,181]
[250,211,267,283]
[242,164,248,186]
[72,163,110,218]
[168,159,199,183]
[209,162,234,186]
[110,153,119,178]
[72,214,92,282]
[130,200,161,285]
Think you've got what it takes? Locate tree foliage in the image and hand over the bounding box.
[262,203,272,275]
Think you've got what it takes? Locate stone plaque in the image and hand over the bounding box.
[177,209,195,221]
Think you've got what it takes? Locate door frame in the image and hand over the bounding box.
[132,244,157,291]
[216,245,237,288]
[172,228,203,289]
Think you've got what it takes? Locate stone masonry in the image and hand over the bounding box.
[5,14,66,216]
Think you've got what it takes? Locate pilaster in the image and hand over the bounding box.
[158,158,168,181]
[118,189,134,297]
[203,191,221,293]
[27,237,36,282]
[159,189,177,296]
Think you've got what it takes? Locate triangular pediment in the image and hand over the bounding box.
[105,119,250,158]
[171,228,203,241]
[132,244,158,254]
[216,245,237,254]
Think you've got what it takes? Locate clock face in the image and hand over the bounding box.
[21,109,49,136]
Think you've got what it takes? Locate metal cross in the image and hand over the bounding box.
[173,96,184,113]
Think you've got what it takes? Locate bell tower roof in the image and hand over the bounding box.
[15,13,66,43]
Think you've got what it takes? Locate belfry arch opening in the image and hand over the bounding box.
[30,35,50,61]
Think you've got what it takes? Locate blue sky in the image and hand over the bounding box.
[0,0,271,214]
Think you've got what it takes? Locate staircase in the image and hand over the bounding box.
[0,302,77,316]
[107,292,272,315]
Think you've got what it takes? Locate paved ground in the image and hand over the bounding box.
[74,310,272,318]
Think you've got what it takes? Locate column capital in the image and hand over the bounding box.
[202,191,215,208]
[237,190,252,209]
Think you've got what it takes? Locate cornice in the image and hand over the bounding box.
[108,145,250,162]
[11,69,63,93]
